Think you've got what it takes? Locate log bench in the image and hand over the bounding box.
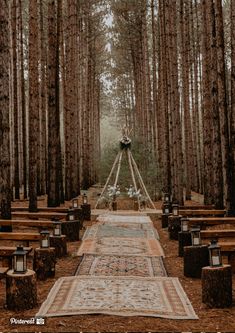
[165,210,225,232]
[201,229,235,239]
[178,209,225,217]
[10,207,69,213]
[0,267,9,279]
[0,219,81,241]
[0,232,67,257]
[179,205,215,210]
[11,211,67,220]
[0,246,32,269]
[188,217,235,228]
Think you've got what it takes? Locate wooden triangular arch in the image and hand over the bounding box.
[95,131,156,210]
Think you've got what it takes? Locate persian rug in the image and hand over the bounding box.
[75,254,167,277]
[36,276,198,319]
[97,214,152,224]
[76,237,165,257]
[82,224,159,240]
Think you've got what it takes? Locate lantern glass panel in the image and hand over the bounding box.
[172,205,179,216]
[40,231,50,248]
[72,199,78,208]
[164,193,170,202]
[191,229,201,246]
[164,207,169,214]
[181,219,189,232]
[13,246,27,273]
[211,249,221,266]
[53,222,61,236]
[16,256,24,272]
[209,241,222,267]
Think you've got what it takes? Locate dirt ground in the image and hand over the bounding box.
[0,190,235,332]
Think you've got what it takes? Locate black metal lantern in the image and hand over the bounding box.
[68,208,75,221]
[82,193,88,204]
[40,230,50,248]
[208,239,222,267]
[172,203,179,216]
[191,225,201,246]
[13,246,27,274]
[163,203,170,215]
[164,193,170,202]
[53,219,62,236]
[72,198,78,208]
[181,217,189,232]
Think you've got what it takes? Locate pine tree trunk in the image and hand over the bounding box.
[11,0,20,200]
[214,0,232,212]
[19,0,27,199]
[230,0,235,213]
[28,0,39,212]
[208,0,223,209]
[47,0,62,207]
[0,0,12,219]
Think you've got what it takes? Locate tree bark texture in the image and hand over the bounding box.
[0,0,12,220]
[6,269,37,310]
[202,265,232,308]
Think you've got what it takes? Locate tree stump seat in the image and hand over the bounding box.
[33,247,56,280]
[202,265,232,308]
[161,214,169,228]
[50,235,67,257]
[178,231,192,257]
[61,220,81,241]
[168,215,182,240]
[6,269,37,310]
[82,204,91,220]
[184,244,209,278]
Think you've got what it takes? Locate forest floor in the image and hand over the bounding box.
[0,187,235,332]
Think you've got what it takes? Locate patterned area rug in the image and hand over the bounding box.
[76,237,165,257]
[98,220,154,229]
[82,225,159,240]
[75,254,167,277]
[36,276,198,319]
[97,214,152,224]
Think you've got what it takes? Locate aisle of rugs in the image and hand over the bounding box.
[36,213,198,320]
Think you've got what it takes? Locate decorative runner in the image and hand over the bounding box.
[97,214,152,224]
[82,224,159,240]
[75,254,167,277]
[98,221,154,230]
[77,237,165,257]
[36,276,198,319]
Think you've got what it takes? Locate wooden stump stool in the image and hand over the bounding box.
[61,220,81,241]
[50,235,67,258]
[178,231,192,257]
[202,265,232,308]
[33,247,56,280]
[184,244,209,278]
[161,214,169,228]
[81,204,91,220]
[168,216,182,240]
[6,269,37,310]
